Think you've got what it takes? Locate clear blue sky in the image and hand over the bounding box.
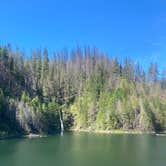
[0,0,166,71]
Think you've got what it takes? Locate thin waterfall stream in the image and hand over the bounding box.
[58,110,64,135]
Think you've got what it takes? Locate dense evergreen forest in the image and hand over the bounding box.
[0,44,166,137]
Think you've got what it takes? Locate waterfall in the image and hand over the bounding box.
[58,110,64,135]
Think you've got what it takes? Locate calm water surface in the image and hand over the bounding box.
[0,132,166,166]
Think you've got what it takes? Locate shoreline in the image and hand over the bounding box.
[1,129,165,140]
[70,129,156,134]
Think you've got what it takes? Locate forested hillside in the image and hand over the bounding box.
[0,44,166,136]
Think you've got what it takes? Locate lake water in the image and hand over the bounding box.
[0,132,166,166]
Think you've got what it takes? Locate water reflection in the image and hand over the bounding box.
[0,133,166,166]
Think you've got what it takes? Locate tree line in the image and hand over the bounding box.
[0,44,166,136]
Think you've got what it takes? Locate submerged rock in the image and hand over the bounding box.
[26,133,47,139]
[155,133,166,136]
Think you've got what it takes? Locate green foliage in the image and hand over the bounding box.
[139,99,154,131]
[21,92,30,103]
[31,96,41,110]
[0,88,4,111]
[0,44,166,135]
[48,98,59,113]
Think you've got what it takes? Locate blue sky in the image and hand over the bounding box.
[0,0,166,71]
